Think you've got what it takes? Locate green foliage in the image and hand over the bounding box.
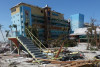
[90,47,98,51]
[91,40,96,46]
[25,23,39,39]
[13,24,17,28]
[64,40,77,47]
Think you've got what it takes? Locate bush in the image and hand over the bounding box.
[90,47,98,51]
[64,40,77,47]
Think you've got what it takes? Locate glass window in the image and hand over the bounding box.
[52,12,58,16]
[48,17,50,20]
[22,26,23,28]
[11,8,16,13]
[21,15,23,18]
[41,10,43,13]
[22,31,24,33]
[48,12,50,16]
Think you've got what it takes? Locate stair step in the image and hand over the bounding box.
[19,39,31,42]
[31,50,40,52]
[26,46,37,48]
[29,49,40,52]
[35,56,47,59]
[28,48,39,50]
[33,52,42,54]
[22,41,32,42]
[35,55,46,58]
[35,54,45,56]
[24,44,34,46]
[23,42,33,44]
[19,39,29,41]
[34,53,42,55]
[34,52,43,55]
[18,36,47,59]
[22,41,32,43]
[19,38,28,40]
[23,42,34,45]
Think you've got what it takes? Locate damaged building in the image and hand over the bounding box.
[10,3,70,45]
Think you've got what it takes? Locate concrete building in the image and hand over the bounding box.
[10,3,69,43]
[84,23,91,27]
[70,13,84,33]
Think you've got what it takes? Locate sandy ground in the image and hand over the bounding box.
[68,43,100,60]
[0,54,39,67]
[0,43,100,67]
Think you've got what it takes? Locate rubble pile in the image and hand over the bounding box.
[0,54,39,67]
[0,42,10,53]
[0,43,100,67]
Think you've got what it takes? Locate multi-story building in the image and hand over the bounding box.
[70,13,84,33]
[11,3,69,44]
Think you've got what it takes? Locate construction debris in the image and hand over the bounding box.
[0,42,10,53]
[39,64,61,67]
[1,41,100,67]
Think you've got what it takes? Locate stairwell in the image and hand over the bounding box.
[17,36,47,59]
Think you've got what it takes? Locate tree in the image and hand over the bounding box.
[25,23,39,38]
[13,24,17,37]
[5,30,10,37]
[9,25,13,35]
[86,31,90,49]
[86,18,98,49]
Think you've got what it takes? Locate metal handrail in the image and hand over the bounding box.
[26,28,43,52]
[16,37,40,64]
[26,28,48,50]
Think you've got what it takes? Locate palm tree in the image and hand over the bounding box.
[5,30,10,37]
[13,24,17,37]
[9,25,13,35]
[0,24,6,42]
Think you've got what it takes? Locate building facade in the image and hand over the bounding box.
[70,13,84,33]
[11,3,69,43]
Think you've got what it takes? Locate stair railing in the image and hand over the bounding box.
[26,28,48,51]
[26,28,43,52]
[16,37,40,64]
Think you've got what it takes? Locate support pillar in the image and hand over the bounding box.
[17,41,20,55]
[79,39,80,43]
[9,40,13,52]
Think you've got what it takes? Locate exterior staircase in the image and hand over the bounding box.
[17,36,47,59]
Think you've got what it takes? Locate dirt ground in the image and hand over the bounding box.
[0,43,100,67]
[68,43,100,60]
[0,54,39,67]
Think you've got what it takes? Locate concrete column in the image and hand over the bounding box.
[9,40,13,52]
[18,41,20,55]
[78,39,80,43]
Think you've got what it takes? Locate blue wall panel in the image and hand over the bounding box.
[11,12,21,37]
[70,13,84,33]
